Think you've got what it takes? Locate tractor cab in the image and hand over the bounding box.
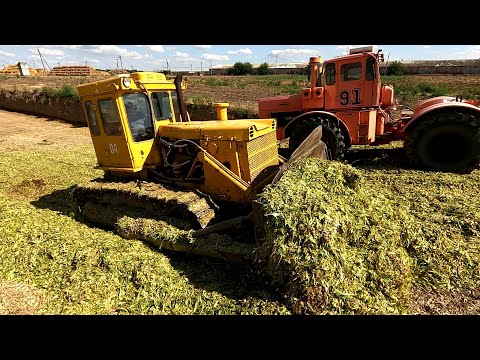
[322,46,382,111]
[76,72,185,173]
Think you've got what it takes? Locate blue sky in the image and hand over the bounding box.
[0,45,479,72]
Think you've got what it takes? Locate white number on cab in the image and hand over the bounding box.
[109,143,118,154]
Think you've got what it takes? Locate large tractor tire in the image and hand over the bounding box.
[404,110,480,173]
[288,116,346,160]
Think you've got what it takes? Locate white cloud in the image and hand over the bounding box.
[130,53,153,61]
[227,48,252,55]
[174,51,189,58]
[423,46,431,49]
[0,50,15,57]
[202,53,228,61]
[82,45,143,59]
[83,58,100,64]
[335,45,378,52]
[51,45,82,49]
[147,45,165,53]
[447,45,480,59]
[268,48,319,57]
[30,47,64,56]
[193,45,212,49]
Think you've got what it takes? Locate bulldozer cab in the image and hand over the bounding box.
[77,72,185,173]
[323,47,381,111]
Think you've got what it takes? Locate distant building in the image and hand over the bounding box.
[209,63,310,75]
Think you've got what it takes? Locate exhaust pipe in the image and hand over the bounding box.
[174,75,189,122]
[309,57,322,89]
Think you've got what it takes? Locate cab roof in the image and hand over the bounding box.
[76,72,186,96]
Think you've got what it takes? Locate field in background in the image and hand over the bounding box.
[1,74,479,113]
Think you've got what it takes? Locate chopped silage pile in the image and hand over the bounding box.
[256,157,480,314]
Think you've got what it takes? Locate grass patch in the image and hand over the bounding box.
[382,75,480,107]
[37,85,80,100]
[186,95,214,106]
[204,78,230,87]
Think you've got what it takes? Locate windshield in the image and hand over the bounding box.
[122,93,155,142]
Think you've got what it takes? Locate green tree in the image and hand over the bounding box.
[387,61,405,75]
[257,62,270,75]
[229,62,253,75]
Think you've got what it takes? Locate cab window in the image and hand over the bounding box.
[98,98,122,136]
[122,93,155,142]
[84,101,100,136]
[341,62,362,81]
[171,91,181,122]
[325,63,336,85]
[151,92,173,120]
[366,57,376,81]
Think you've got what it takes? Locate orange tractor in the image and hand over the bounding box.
[258,46,480,173]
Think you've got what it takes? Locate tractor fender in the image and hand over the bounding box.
[403,101,480,134]
[412,96,457,113]
[284,111,352,147]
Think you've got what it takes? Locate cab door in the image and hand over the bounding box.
[323,61,339,111]
[336,60,364,110]
[121,92,157,170]
[84,95,133,169]
[363,55,381,107]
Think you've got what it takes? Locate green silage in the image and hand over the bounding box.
[257,157,480,314]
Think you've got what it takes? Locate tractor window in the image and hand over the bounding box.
[325,63,336,85]
[171,91,181,122]
[84,101,100,136]
[366,57,376,80]
[341,62,362,81]
[98,98,122,136]
[122,93,155,142]
[151,92,173,120]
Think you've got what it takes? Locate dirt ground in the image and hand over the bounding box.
[0,109,90,151]
[0,108,478,315]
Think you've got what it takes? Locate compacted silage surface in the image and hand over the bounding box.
[257,150,480,315]
[1,132,479,315]
[0,145,290,314]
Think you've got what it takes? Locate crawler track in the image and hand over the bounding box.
[72,179,254,263]
[73,179,216,229]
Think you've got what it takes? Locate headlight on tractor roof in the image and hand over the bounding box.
[122,77,131,88]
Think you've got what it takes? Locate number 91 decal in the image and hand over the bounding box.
[339,88,361,106]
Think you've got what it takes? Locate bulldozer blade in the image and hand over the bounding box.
[191,215,251,238]
[272,125,327,184]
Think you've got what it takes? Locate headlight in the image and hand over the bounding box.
[122,77,131,88]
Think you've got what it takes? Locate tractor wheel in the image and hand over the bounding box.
[289,116,346,160]
[404,110,480,173]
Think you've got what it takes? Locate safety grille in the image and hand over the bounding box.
[247,131,279,182]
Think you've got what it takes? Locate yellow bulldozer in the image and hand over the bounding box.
[73,72,326,261]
